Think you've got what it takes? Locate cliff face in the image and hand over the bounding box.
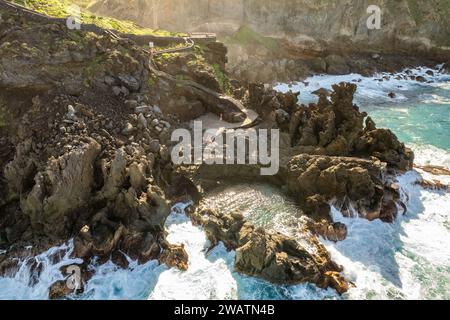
[87,0,450,57]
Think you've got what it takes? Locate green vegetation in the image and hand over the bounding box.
[9,0,179,36]
[147,74,157,89]
[84,54,105,82]
[0,99,7,128]
[225,26,279,52]
[155,52,179,64]
[406,0,424,24]
[212,63,231,94]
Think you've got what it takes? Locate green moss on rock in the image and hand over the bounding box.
[10,0,178,36]
[225,26,280,52]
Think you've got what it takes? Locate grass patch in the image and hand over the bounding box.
[0,99,7,128]
[83,54,106,84]
[147,74,157,89]
[406,0,424,24]
[9,0,181,36]
[212,63,231,94]
[225,26,279,52]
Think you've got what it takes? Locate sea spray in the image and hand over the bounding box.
[0,241,82,300]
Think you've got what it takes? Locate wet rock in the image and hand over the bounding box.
[48,280,73,300]
[416,179,449,191]
[416,165,450,176]
[285,154,386,218]
[190,206,349,294]
[415,76,426,82]
[308,220,348,242]
[159,244,189,271]
[303,195,331,217]
[312,88,331,97]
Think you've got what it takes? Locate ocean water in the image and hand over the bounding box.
[275,65,450,151]
[0,66,449,300]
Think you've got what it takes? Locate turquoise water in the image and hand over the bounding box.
[276,66,450,152]
[360,81,450,151]
[368,100,450,151]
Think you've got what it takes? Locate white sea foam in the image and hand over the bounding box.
[1,163,448,300]
[148,203,238,300]
[411,144,450,169]
[275,65,449,106]
[0,241,82,300]
[320,168,450,300]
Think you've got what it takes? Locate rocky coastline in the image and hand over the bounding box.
[86,0,450,84]
[0,2,448,299]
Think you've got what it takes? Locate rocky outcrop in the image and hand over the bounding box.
[307,220,348,243]
[0,0,421,299]
[285,155,387,218]
[159,243,189,271]
[89,0,450,82]
[192,153,402,223]
[21,138,101,238]
[189,206,349,294]
[249,82,414,171]
[90,0,450,57]
[0,8,150,96]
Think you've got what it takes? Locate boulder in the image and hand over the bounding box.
[118,75,140,92]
